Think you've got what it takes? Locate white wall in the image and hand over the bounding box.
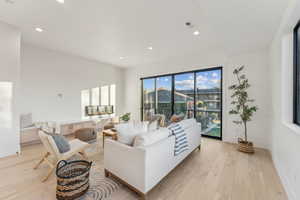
[0,21,21,157]
[20,44,125,123]
[124,49,271,148]
[269,0,300,199]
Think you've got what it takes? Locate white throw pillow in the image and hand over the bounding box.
[115,121,148,145]
[133,128,170,147]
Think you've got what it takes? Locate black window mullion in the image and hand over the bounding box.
[171,75,175,116]
[141,80,144,121]
[194,72,196,119]
[294,21,300,125]
[154,78,157,114]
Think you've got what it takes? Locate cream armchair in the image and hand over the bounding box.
[34,130,90,182]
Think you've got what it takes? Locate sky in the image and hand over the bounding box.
[143,69,221,91]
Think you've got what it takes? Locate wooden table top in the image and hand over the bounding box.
[103,129,117,136]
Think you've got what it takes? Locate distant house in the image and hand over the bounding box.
[143,87,221,111]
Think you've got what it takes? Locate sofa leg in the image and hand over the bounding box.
[104,169,110,177]
[197,145,201,151]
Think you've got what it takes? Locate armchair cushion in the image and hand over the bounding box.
[52,134,70,153]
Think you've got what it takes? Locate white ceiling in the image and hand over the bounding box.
[0,0,289,68]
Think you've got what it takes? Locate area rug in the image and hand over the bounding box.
[78,164,120,200]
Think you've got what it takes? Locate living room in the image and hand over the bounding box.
[0,0,300,200]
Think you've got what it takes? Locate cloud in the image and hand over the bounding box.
[197,75,208,82]
[212,72,218,77]
[175,79,194,89]
[197,85,209,89]
[211,79,220,84]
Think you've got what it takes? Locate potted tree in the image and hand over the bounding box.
[229,66,258,153]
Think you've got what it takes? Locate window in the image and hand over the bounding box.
[81,84,116,119]
[91,87,100,106]
[141,67,222,139]
[196,70,222,138]
[294,21,300,125]
[142,79,156,120]
[101,86,109,106]
[81,89,90,119]
[110,84,116,109]
[156,76,172,121]
[174,73,195,118]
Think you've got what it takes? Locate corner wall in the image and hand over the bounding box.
[124,49,271,149]
[0,21,21,157]
[20,44,125,123]
[269,0,300,199]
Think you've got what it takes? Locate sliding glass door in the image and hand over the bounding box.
[141,67,222,140]
[196,69,222,138]
[142,79,156,120]
[156,76,172,121]
[174,73,195,118]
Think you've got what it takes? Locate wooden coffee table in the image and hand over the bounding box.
[102,129,118,147]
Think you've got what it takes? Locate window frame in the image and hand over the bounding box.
[294,21,300,125]
[140,66,223,140]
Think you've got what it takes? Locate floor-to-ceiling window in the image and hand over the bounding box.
[141,67,222,139]
[174,73,195,118]
[196,69,222,138]
[142,78,156,120]
[156,76,172,121]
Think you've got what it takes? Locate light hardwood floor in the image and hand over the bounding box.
[0,138,287,200]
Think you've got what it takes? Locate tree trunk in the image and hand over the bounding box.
[243,121,248,142]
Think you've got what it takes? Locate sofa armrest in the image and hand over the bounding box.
[104,139,146,192]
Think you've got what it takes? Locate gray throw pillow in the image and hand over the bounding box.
[51,134,70,153]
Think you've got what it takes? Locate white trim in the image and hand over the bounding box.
[272,153,297,200]
[282,121,300,137]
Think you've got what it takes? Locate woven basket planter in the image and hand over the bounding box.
[238,138,254,154]
[56,160,92,200]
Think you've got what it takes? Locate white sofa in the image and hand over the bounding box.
[104,119,202,199]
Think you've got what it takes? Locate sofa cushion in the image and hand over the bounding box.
[133,128,170,147]
[115,122,148,145]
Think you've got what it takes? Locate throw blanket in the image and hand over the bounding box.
[168,123,189,156]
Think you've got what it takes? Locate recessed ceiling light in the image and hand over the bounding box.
[119,57,124,60]
[56,0,64,3]
[35,27,43,32]
[193,30,200,36]
[147,46,153,50]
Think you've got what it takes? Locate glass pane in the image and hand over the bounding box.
[174,73,194,118]
[101,86,109,106]
[156,76,172,121]
[143,78,155,120]
[196,69,222,138]
[91,87,99,106]
[110,84,116,114]
[81,89,90,119]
